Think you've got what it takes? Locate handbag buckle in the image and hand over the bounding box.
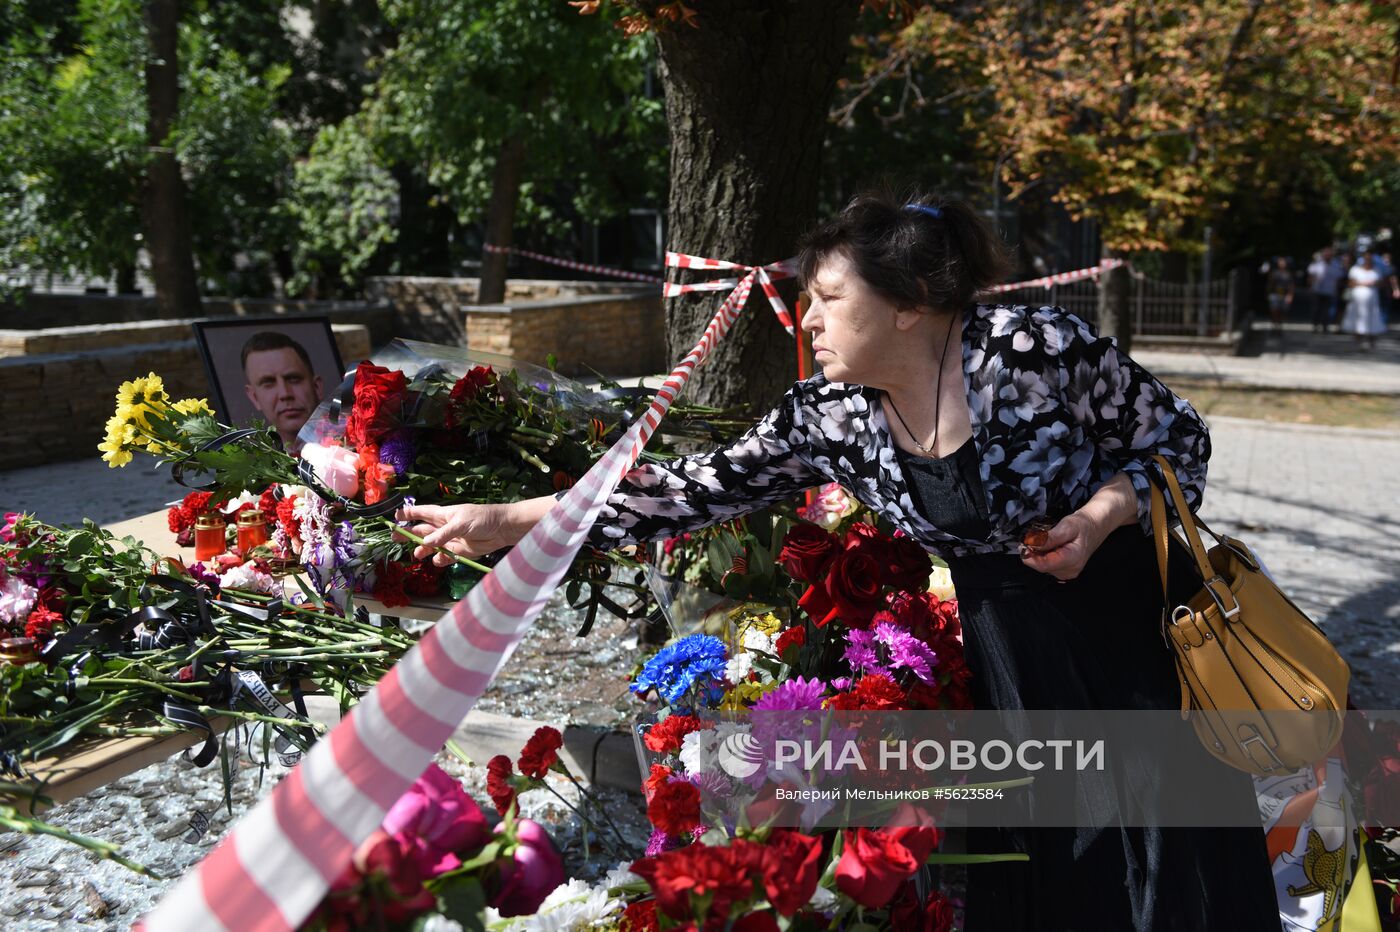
[1238,730,1286,773]
[1203,576,1240,621]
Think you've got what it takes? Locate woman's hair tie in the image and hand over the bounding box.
[904,203,942,219]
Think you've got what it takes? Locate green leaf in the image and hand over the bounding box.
[434,874,488,931]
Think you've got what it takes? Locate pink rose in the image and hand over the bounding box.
[490,819,564,917]
[382,764,489,877]
[301,442,360,498]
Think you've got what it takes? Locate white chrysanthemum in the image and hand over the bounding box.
[218,490,260,514]
[725,651,753,684]
[679,727,718,774]
[604,863,642,889]
[496,878,622,932]
[217,562,281,596]
[421,917,465,932]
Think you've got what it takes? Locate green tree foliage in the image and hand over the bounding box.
[284,116,401,297]
[368,0,665,238]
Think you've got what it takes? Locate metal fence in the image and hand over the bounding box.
[993,269,1239,338]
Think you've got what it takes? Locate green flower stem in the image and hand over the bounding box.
[925,853,1030,864]
[383,522,493,575]
[0,805,158,877]
[193,706,325,734]
[85,679,203,701]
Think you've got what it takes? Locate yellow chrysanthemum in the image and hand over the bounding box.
[720,681,777,712]
[116,372,170,410]
[736,611,782,640]
[171,397,213,417]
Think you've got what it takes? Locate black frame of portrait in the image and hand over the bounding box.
[191,316,346,430]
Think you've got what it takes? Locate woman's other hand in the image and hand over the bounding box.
[1019,512,1108,581]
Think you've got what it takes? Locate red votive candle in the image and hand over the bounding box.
[194,512,228,561]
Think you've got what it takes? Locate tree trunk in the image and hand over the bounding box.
[1097,259,1132,355]
[656,0,862,411]
[477,134,527,305]
[141,0,202,317]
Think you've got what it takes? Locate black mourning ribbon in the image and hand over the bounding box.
[170,427,271,491]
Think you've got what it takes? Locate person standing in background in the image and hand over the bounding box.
[1265,256,1295,337]
[1307,247,1344,333]
[1342,252,1385,350]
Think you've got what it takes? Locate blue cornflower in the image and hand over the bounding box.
[632,634,729,705]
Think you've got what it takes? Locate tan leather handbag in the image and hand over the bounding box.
[1148,454,1350,775]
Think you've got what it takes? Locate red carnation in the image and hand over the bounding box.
[345,362,409,448]
[620,900,660,932]
[486,754,517,816]
[774,626,806,658]
[518,726,564,779]
[646,779,702,836]
[643,764,674,802]
[630,840,767,920]
[403,561,444,598]
[827,673,909,712]
[777,523,840,583]
[644,715,706,754]
[372,560,410,608]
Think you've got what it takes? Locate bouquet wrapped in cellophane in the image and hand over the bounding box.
[102,342,751,625]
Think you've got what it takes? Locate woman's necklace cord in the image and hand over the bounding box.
[886,310,959,458]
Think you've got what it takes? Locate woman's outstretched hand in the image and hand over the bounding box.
[396,502,514,567]
[395,496,558,567]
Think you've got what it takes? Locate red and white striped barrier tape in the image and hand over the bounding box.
[140,272,763,932]
[665,251,798,334]
[480,243,797,334]
[986,258,1125,293]
[481,242,666,284]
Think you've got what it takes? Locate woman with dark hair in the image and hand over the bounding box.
[399,192,1282,931]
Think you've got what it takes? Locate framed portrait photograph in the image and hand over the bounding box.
[192,316,346,454]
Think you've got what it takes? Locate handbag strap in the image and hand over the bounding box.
[1149,455,1241,621]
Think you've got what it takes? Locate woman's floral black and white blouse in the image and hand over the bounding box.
[586,303,1210,558]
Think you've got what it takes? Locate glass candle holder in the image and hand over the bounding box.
[0,637,38,665]
[194,512,228,561]
[236,510,269,553]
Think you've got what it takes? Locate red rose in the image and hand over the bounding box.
[758,830,823,916]
[486,754,517,816]
[888,883,956,932]
[372,560,410,608]
[518,726,564,778]
[885,802,944,863]
[643,764,673,802]
[644,715,706,754]
[797,550,884,628]
[844,523,931,591]
[834,828,921,908]
[778,523,840,583]
[774,626,806,659]
[620,900,660,932]
[444,365,496,429]
[647,779,701,836]
[345,362,409,448]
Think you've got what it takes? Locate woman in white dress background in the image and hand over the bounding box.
[1341,251,1388,349]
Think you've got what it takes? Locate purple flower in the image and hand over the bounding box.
[186,562,220,587]
[753,676,828,712]
[874,621,939,685]
[842,629,889,678]
[379,430,418,476]
[683,770,733,798]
